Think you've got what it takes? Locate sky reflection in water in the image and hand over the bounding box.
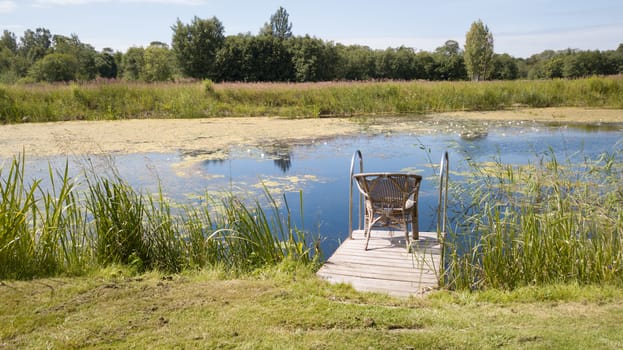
[11,123,623,256]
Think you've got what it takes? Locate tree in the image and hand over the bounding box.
[288,36,337,82]
[171,16,225,79]
[28,53,78,82]
[260,7,293,40]
[95,48,118,79]
[142,44,175,82]
[52,34,97,80]
[464,20,494,81]
[19,28,52,63]
[215,34,293,82]
[0,30,17,54]
[334,44,376,80]
[121,47,145,80]
[0,31,18,81]
[490,53,519,80]
[434,40,467,80]
[214,34,249,81]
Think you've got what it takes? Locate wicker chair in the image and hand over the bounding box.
[352,173,422,250]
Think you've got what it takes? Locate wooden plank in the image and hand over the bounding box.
[317,267,439,284]
[317,230,443,297]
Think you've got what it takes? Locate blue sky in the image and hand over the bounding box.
[1,0,621,58]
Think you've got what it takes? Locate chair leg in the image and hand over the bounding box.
[412,207,419,240]
[364,227,372,250]
[403,225,410,249]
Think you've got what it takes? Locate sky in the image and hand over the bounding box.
[1,0,622,58]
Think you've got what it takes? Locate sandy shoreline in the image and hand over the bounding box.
[1,107,622,158]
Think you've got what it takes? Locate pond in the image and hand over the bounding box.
[8,121,623,257]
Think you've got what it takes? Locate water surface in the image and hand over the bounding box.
[7,123,623,256]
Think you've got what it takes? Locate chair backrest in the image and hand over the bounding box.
[353,173,422,208]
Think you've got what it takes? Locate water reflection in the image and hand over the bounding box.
[273,155,292,173]
[5,122,623,257]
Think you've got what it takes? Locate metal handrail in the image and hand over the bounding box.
[437,151,449,238]
[348,150,364,239]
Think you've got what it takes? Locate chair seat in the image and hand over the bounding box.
[353,173,422,250]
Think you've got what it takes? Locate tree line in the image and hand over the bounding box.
[0,7,622,84]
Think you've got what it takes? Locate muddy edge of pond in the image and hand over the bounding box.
[1,107,622,159]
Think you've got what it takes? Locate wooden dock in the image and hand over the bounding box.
[317,230,443,297]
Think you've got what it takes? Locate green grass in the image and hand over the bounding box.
[0,154,317,280]
[1,77,622,123]
[2,265,623,349]
[445,146,623,290]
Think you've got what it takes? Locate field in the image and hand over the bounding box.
[1,77,623,123]
[3,266,623,349]
[2,78,623,348]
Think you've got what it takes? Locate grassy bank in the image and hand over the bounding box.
[445,146,623,290]
[1,77,622,123]
[2,266,623,349]
[0,154,316,280]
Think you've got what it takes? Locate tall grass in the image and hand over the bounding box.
[1,77,622,123]
[0,154,318,280]
[444,146,623,290]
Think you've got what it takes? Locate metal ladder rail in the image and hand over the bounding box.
[437,151,449,238]
[348,150,364,239]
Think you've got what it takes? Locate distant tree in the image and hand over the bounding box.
[437,40,460,56]
[142,44,175,82]
[52,34,98,80]
[28,53,78,82]
[434,40,467,80]
[287,36,337,82]
[246,35,293,81]
[0,30,17,54]
[121,47,145,80]
[214,34,249,81]
[260,7,293,40]
[414,51,438,80]
[490,53,518,80]
[334,44,376,80]
[171,16,225,79]
[95,48,118,78]
[0,31,17,79]
[543,56,564,78]
[215,34,293,82]
[464,20,494,81]
[19,28,52,63]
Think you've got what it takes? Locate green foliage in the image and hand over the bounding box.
[464,20,494,81]
[171,16,225,79]
[19,28,52,64]
[260,6,293,40]
[0,155,88,279]
[0,86,20,122]
[28,53,78,82]
[215,34,294,82]
[121,46,144,80]
[445,148,623,290]
[288,35,338,82]
[1,23,620,84]
[52,34,98,80]
[142,44,175,82]
[95,48,118,79]
[4,270,623,348]
[0,154,316,279]
[1,78,622,122]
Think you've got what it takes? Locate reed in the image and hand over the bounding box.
[444,146,623,290]
[1,77,622,123]
[0,154,316,279]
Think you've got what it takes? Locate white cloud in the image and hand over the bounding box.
[0,0,17,13]
[496,24,623,58]
[33,0,207,5]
